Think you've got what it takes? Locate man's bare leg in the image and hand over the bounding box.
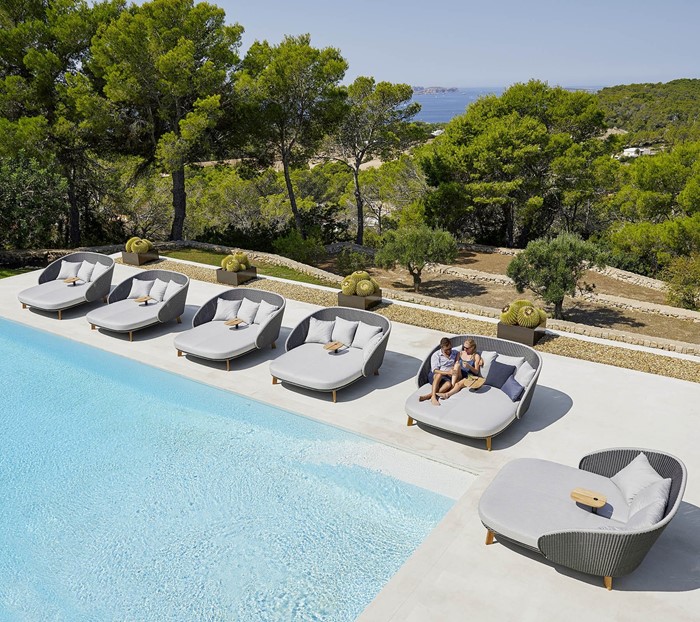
[420,373,446,402]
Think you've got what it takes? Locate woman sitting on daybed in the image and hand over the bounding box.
[438,338,484,400]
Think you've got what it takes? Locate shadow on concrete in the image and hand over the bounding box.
[389,278,488,299]
[414,384,573,452]
[490,501,700,592]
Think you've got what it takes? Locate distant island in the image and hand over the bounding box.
[412,86,459,95]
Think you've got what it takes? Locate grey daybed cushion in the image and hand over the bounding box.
[269,343,364,391]
[478,458,630,549]
[18,280,91,311]
[406,383,519,439]
[174,321,261,361]
[86,299,161,332]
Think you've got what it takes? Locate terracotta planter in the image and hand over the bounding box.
[497,322,546,346]
[121,251,159,266]
[216,266,257,286]
[337,289,383,310]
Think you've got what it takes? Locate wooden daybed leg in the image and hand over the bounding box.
[272,376,278,385]
[407,415,415,426]
[177,350,183,357]
[21,303,27,309]
[91,324,96,330]
[226,359,230,372]
[176,316,182,324]
[58,310,62,320]
[128,331,133,342]
[486,436,492,451]
[331,390,337,403]
[604,576,613,591]
[271,341,276,349]
[103,296,108,303]
[374,369,379,375]
[485,529,495,545]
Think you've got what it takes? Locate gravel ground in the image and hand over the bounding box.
[124,259,700,384]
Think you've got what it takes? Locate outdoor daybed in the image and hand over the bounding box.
[479,448,687,590]
[173,288,286,371]
[18,251,114,320]
[269,306,391,402]
[86,269,189,341]
[405,335,542,450]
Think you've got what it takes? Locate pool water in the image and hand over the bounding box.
[0,319,454,621]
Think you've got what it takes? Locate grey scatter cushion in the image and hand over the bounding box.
[237,297,260,324]
[76,260,96,283]
[163,279,181,300]
[305,317,335,344]
[149,278,169,302]
[331,317,359,346]
[479,351,497,378]
[500,375,525,401]
[629,477,671,517]
[514,360,536,387]
[485,361,516,389]
[213,298,242,321]
[611,452,664,504]
[351,321,382,349]
[57,260,81,280]
[495,354,525,372]
[90,261,111,282]
[625,498,666,529]
[253,299,279,325]
[127,279,155,299]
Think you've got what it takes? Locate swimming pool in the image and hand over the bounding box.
[0,319,454,621]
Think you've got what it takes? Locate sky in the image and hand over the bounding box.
[213,0,700,88]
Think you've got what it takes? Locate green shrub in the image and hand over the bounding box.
[663,253,700,310]
[272,229,325,265]
[336,248,373,274]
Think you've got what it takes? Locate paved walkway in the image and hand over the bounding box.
[2,263,700,621]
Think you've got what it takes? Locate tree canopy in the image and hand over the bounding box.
[237,34,347,237]
[90,0,243,240]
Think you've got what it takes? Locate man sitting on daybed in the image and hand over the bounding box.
[419,336,458,406]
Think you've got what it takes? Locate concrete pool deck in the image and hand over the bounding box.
[2,261,700,621]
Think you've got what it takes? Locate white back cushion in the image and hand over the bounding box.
[351,321,382,349]
[77,261,96,283]
[237,298,260,324]
[514,361,537,387]
[57,260,80,280]
[611,453,665,504]
[332,317,359,345]
[305,317,335,344]
[163,279,181,300]
[149,278,169,302]
[629,477,671,517]
[253,299,279,325]
[127,279,155,299]
[495,354,525,372]
[213,298,242,321]
[90,261,111,282]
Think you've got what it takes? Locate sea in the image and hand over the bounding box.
[411,86,602,124]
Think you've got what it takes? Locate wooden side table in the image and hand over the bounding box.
[570,487,607,513]
[64,276,80,285]
[225,318,244,328]
[324,340,344,353]
[135,295,154,305]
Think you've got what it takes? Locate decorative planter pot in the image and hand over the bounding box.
[337,289,383,310]
[497,322,546,347]
[121,251,159,266]
[216,266,257,286]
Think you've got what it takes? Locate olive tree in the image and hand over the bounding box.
[375,224,457,292]
[506,232,602,319]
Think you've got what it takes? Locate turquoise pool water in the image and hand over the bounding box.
[0,319,453,621]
